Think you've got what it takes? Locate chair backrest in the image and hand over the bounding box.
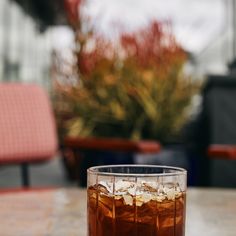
[0,83,58,164]
[202,75,236,145]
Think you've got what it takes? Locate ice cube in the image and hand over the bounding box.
[128,187,136,196]
[97,183,110,195]
[142,193,152,203]
[165,188,176,201]
[123,195,133,206]
[141,181,157,192]
[115,180,134,192]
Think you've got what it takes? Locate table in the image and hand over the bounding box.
[0,188,235,236]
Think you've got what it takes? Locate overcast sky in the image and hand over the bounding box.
[83,0,226,54]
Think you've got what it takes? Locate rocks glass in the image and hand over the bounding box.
[87,165,187,236]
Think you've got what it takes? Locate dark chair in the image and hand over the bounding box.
[190,75,236,186]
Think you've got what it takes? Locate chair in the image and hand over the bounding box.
[62,136,161,186]
[0,83,58,187]
[193,75,236,186]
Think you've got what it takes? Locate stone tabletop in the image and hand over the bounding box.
[0,187,235,236]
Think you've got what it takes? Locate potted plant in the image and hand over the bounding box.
[53,0,198,184]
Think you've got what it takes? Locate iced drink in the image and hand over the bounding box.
[87,165,186,236]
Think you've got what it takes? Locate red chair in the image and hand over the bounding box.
[0,83,58,187]
[62,136,161,186]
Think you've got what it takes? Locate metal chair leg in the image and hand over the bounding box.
[21,163,30,187]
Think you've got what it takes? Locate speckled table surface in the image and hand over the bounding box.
[0,187,235,236]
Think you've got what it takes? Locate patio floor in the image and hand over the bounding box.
[0,156,74,188]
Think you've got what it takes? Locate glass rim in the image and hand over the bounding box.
[87,164,187,177]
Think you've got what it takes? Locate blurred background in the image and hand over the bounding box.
[1,0,236,188]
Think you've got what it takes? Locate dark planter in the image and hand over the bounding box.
[78,150,134,187]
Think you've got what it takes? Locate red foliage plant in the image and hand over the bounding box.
[55,2,196,142]
[76,20,186,79]
[64,0,82,27]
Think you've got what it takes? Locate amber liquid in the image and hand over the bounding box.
[88,186,186,236]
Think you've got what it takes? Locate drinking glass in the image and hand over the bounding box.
[87,165,187,236]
